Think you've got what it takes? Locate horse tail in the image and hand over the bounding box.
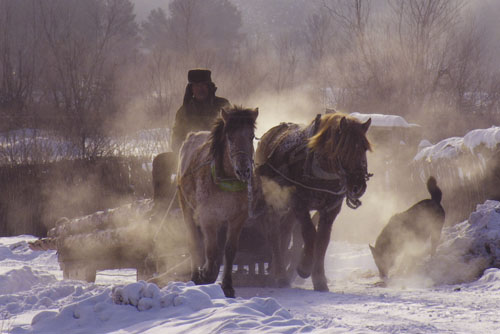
[427,176,442,204]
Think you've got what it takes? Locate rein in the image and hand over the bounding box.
[265,162,346,196]
[152,187,179,242]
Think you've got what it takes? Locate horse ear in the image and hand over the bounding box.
[251,108,259,120]
[221,108,229,122]
[362,118,371,133]
[339,116,347,132]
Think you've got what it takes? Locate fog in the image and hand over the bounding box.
[2,0,500,246]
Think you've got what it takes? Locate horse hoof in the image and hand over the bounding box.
[296,266,311,279]
[191,270,202,285]
[200,270,218,284]
[314,284,329,292]
[276,278,290,288]
[313,279,329,292]
[222,285,235,298]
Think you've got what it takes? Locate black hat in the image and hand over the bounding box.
[188,69,212,83]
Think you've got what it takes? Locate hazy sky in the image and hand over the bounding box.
[132,0,169,21]
[131,0,500,71]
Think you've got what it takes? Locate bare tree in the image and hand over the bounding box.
[272,33,299,95]
[141,7,169,50]
[0,0,41,130]
[165,0,242,64]
[38,0,138,158]
[0,0,58,165]
[387,0,465,112]
[321,0,378,111]
[304,12,333,66]
[144,48,179,126]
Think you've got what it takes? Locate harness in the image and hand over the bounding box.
[260,114,369,210]
[210,160,247,192]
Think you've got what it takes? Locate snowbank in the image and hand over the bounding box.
[426,200,500,284]
[349,112,419,128]
[20,281,314,334]
[0,238,313,334]
[414,126,500,162]
[414,136,464,161]
[2,233,500,333]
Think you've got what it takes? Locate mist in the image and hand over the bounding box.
[2,0,500,251]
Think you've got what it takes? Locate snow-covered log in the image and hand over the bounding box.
[30,198,190,284]
[47,199,155,238]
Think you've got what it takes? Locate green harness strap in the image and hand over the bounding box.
[211,162,247,192]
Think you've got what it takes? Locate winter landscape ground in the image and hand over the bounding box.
[1,199,500,333]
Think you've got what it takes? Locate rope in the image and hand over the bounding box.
[247,175,255,218]
[153,187,179,243]
[264,162,346,196]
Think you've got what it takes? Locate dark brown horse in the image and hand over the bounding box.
[177,106,258,298]
[255,112,371,291]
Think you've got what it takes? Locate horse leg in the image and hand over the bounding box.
[267,209,289,287]
[312,205,341,292]
[200,223,220,284]
[221,217,245,298]
[296,207,316,279]
[179,194,203,284]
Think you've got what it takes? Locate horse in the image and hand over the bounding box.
[177,105,258,298]
[255,112,372,291]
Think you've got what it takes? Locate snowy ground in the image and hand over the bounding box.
[2,212,500,334]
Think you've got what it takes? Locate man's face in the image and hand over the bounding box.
[192,82,209,101]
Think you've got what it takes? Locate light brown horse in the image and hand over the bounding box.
[177,106,258,298]
[256,112,371,291]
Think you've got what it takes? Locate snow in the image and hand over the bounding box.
[414,136,464,161]
[349,112,420,128]
[0,128,170,164]
[415,126,500,162]
[426,200,500,285]
[2,201,500,333]
[463,126,500,152]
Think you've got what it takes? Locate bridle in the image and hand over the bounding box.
[335,158,373,209]
[316,129,373,209]
[225,133,259,218]
[226,134,255,181]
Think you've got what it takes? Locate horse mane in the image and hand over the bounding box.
[209,105,257,165]
[307,113,371,165]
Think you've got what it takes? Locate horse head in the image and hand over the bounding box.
[308,113,372,201]
[337,116,371,200]
[210,106,258,182]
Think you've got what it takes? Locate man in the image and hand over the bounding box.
[171,68,230,153]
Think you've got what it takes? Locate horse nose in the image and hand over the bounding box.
[352,184,365,196]
[236,168,251,181]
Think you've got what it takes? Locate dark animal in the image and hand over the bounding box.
[255,112,372,291]
[177,106,258,298]
[369,176,445,279]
